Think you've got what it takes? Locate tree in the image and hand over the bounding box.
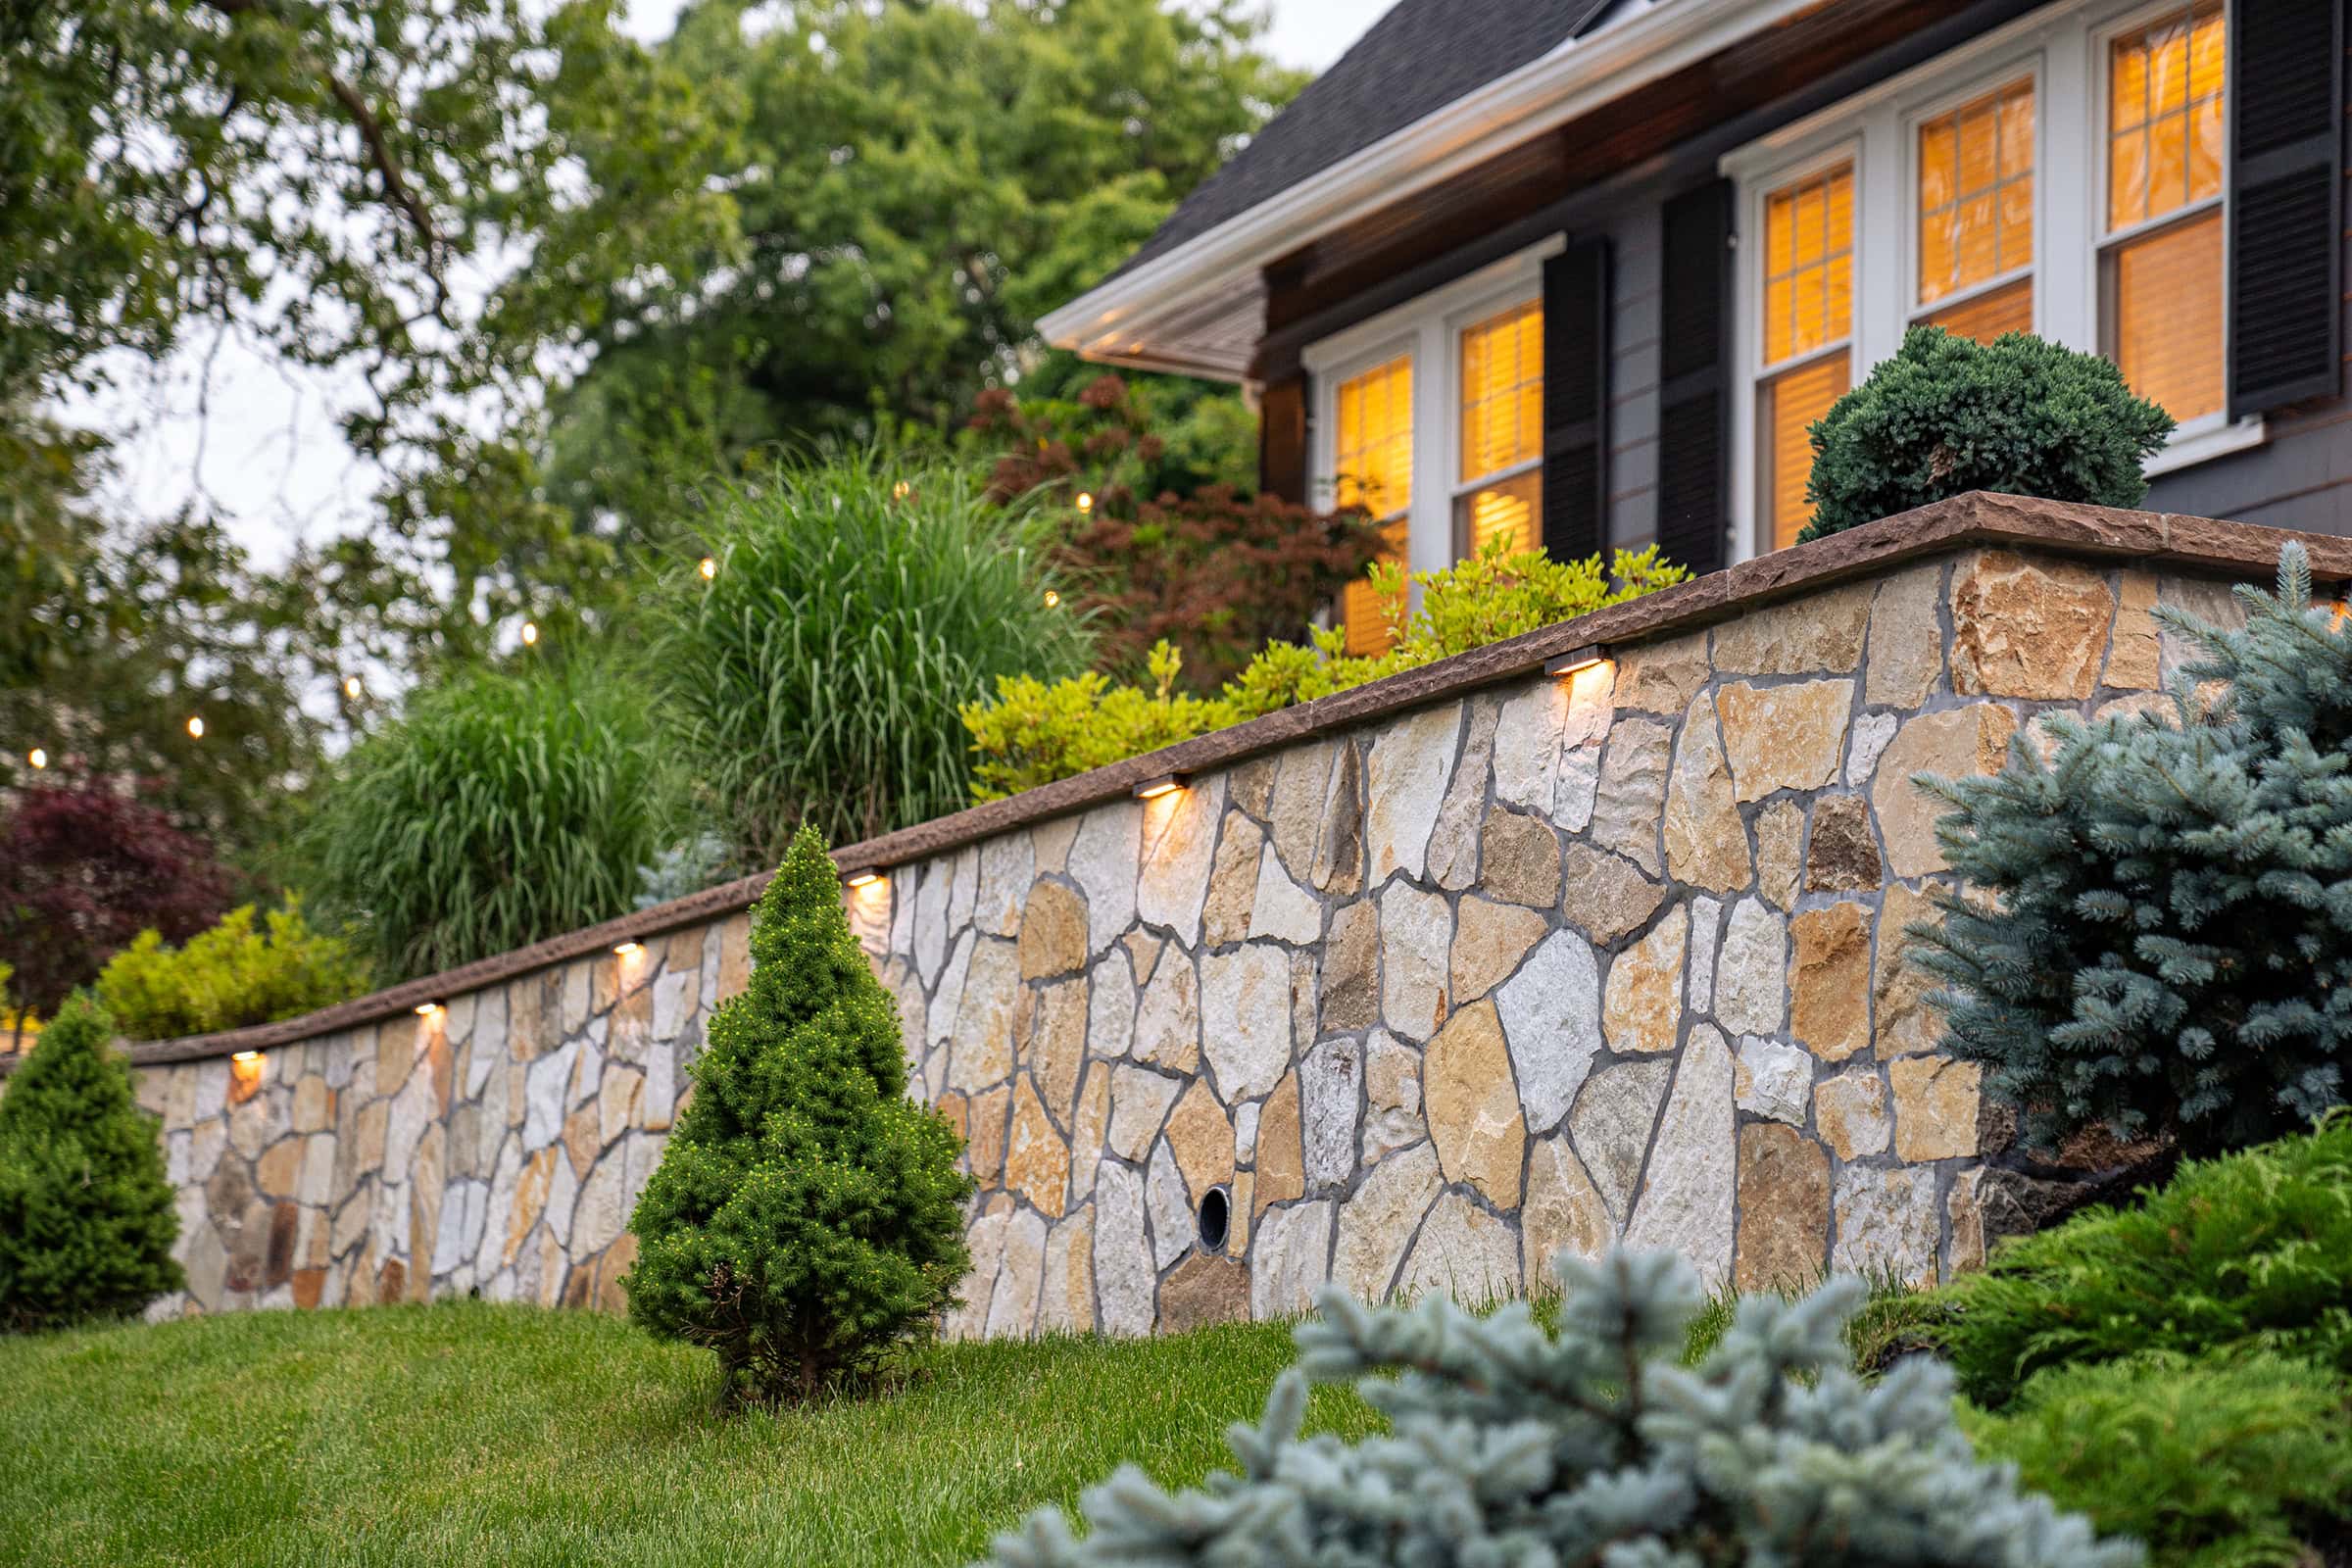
[0,996,185,1333]
[1915,542,2352,1155]
[2,0,740,657]
[0,783,234,1035]
[540,0,1301,552]
[986,1250,2136,1568]
[624,824,971,1409]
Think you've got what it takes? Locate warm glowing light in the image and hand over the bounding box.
[26,748,45,770]
[232,1051,262,1064]
[612,941,643,957]
[185,714,205,739]
[1133,774,1183,801]
[343,674,364,700]
[892,480,910,501]
[843,868,882,889]
[698,556,717,580]
[520,620,540,647]
[1043,588,1061,610]
[1544,645,1608,679]
[415,1001,444,1018]
[1075,491,1095,514]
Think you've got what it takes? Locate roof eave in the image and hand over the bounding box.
[1041,0,1818,381]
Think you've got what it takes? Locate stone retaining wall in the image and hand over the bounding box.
[94,498,2317,1330]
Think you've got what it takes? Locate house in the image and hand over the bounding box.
[1040,0,2343,642]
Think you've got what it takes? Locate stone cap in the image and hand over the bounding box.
[27,491,2339,1072]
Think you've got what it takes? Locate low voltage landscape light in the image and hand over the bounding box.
[1545,644,1607,678]
[231,1051,261,1064]
[612,941,643,957]
[842,868,882,889]
[415,1001,444,1018]
[1133,773,1184,801]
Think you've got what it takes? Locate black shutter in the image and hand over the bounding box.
[1542,237,1610,562]
[2227,0,2343,417]
[1656,178,1733,575]
[1259,373,1310,505]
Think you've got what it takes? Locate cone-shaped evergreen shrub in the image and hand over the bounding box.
[0,996,182,1332]
[986,1250,2137,1568]
[1915,543,2352,1153]
[623,824,971,1407]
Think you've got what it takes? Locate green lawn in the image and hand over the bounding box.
[0,1302,1379,1568]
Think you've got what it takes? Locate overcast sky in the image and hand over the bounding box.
[74,0,1391,566]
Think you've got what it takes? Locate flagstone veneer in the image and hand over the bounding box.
[42,495,2349,1328]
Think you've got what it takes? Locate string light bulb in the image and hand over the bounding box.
[699,556,717,581]
[1075,491,1095,514]
[892,480,910,502]
[343,675,364,700]
[1043,588,1061,610]
[26,748,46,770]
[186,715,205,739]
[520,620,539,648]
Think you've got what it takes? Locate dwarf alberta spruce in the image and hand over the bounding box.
[622,824,971,1408]
[0,996,183,1332]
[985,1250,2137,1568]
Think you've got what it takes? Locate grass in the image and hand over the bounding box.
[0,1301,1376,1568]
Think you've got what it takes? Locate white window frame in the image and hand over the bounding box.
[1721,0,2260,563]
[1304,236,1561,603]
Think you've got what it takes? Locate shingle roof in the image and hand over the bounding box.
[1115,0,1628,277]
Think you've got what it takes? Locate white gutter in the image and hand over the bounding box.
[1040,0,1820,379]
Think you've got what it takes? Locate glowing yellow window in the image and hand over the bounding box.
[1456,300,1544,557]
[1759,163,1853,550]
[2102,2,2226,424]
[1334,355,1413,655]
[1918,78,2034,343]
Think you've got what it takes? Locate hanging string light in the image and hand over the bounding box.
[520,620,540,648]
[699,556,717,581]
[343,675,364,701]
[186,715,205,739]
[26,748,46,770]
[1075,491,1095,514]
[1043,588,1061,610]
[892,480,910,502]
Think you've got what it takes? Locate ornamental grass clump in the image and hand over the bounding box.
[1914,543,2352,1153]
[986,1249,2136,1568]
[300,659,673,980]
[656,450,1091,862]
[1798,326,2174,541]
[0,996,183,1333]
[623,825,971,1410]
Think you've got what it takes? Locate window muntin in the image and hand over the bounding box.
[1916,77,2034,343]
[1333,354,1414,655]
[2100,2,2226,425]
[1454,300,1544,556]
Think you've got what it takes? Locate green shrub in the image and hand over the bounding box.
[1934,1115,2352,1407]
[962,538,1685,799]
[623,824,971,1410]
[0,996,183,1332]
[987,1250,2134,1568]
[1798,326,2174,541]
[1913,545,2352,1153]
[1963,1352,2352,1568]
[301,659,674,980]
[92,900,368,1040]
[654,451,1090,862]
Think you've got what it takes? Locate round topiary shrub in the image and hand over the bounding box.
[622,824,972,1409]
[0,995,184,1332]
[1797,326,2175,542]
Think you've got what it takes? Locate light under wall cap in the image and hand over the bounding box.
[1545,644,1607,678]
[841,867,883,888]
[1133,773,1184,801]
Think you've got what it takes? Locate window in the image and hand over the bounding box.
[1455,300,1544,557]
[1916,77,2034,342]
[1728,0,2249,563]
[1333,354,1413,654]
[1758,162,1854,549]
[2101,2,2226,424]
